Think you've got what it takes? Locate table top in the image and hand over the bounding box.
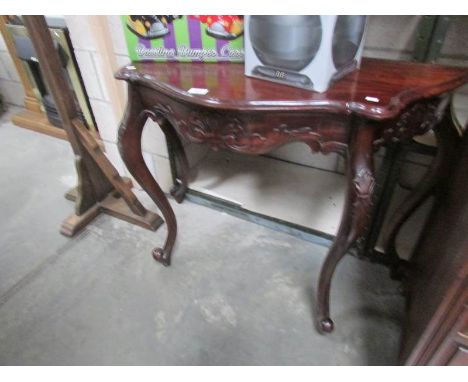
[116,58,468,120]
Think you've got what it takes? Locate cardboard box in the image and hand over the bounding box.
[122,15,244,62]
[244,16,367,92]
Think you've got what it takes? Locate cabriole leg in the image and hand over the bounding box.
[118,85,177,266]
[316,120,376,333]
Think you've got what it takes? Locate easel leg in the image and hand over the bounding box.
[23,16,163,239]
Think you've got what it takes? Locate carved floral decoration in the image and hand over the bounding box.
[352,168,376,232]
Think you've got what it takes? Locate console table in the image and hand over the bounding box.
[115,58,468,333]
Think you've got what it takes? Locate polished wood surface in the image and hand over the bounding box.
[116,58,468,119]
[116,59,468,333]
[10,109,68,140]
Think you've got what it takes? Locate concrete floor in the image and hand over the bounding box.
[0,109,404,365]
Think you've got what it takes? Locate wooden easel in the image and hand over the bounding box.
[22,16,162,236]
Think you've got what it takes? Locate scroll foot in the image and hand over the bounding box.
[152,247,171,266]
[319,318,334,333]
[118,87,178,266]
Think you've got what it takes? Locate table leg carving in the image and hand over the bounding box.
[382,113,460,277]
[316,121,376,333]
[118,86,177,266]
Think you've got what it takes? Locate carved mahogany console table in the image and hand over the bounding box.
[115,58,468,333]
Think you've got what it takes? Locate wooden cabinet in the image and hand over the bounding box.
[400,129,468,365]
[436,309,468,365]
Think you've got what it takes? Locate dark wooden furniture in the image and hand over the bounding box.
[22,16,161,237]
[400,128,468,365]
[115,59,468,333]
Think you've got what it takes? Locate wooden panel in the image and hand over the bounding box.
[11,109,68,140]
[400,130,468,365]
[428,306,468,365]
[447,346,468,366]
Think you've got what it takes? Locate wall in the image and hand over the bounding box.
[437,16,468,127]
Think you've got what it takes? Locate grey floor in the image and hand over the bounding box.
[0,109,404,365]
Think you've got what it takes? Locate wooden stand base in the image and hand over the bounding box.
[61,185,163,237]
[11,109,68,140]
